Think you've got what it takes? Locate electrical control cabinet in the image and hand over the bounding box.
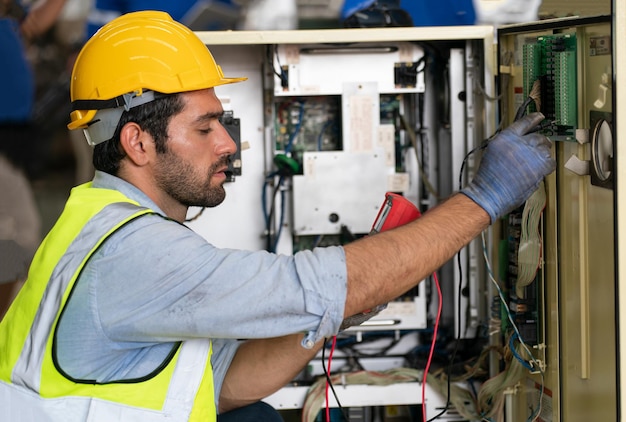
[187,9,626,422]
[184,5,626,422]
[190,26,495,420]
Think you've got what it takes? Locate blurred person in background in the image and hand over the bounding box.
[85,0,253,36]
[0,0,68,319]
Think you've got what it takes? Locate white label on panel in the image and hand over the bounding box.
[378,124,396,166]
[284,45,300,64]
[300,85,321,94]
[388,172,410,192]
[349,94,374,152]
[398,43,413,63]
[303,154,317,178]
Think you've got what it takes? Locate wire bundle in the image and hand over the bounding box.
[476,333,535,422]
[479,232,545,422]
[427,346,491,420]
[301,368,423,422]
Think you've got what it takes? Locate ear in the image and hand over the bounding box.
[119,122,153,166]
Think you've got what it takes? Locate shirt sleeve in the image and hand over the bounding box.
[93,214,348,347]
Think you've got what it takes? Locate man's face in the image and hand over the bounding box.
[154,88,237,208]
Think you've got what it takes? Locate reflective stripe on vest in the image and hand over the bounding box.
[0,183,215,421]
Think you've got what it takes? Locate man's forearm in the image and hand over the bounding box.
[343,193,489,317]
[218,194,488,413]
[217,195,499,412]
[218,334,323,413]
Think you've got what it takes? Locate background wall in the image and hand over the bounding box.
[476,0,611,19]
[474,0,611,25]
[538,0,611,18]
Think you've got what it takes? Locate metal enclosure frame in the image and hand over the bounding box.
[498,14,615,422]
[615,0,625,419]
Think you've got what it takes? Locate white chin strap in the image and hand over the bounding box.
[83,90,158,146]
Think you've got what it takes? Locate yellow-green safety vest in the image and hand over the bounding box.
[0,182,216,421]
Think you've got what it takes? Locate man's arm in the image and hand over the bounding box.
[218,195,487,412]
[343,193,488,317]
[343,112,555,316]
[218,334,323,413]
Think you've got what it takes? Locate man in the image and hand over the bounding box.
[0,10,555,422]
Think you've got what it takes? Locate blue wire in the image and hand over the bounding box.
[271,176,286,252]
[317,120,332,151]
[509,332,534,371]
[262,170,279,227]
[481,232,545,420]
[262,171,286,252]
[284,101,304,154]
[267,101,304,252]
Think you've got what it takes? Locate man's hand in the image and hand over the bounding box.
[461,112,556,223]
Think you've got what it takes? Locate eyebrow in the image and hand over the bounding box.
[194,110,225,124]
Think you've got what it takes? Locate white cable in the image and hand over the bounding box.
[516,181,546,297]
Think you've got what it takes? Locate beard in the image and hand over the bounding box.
[155,151,229,208]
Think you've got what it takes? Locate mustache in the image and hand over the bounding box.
[209,156,234,179]
[211,156,232,172]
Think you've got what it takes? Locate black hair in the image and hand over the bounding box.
[93,92,185,175]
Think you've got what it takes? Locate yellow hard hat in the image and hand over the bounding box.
[68,10,246,133]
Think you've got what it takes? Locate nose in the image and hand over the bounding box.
[215,122,238,157]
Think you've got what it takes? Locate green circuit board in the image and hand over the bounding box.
[523,33,578,141]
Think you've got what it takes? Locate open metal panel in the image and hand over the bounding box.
[497,15,615,422]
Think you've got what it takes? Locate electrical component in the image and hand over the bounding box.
[522,34,578,141]
[274,97,342,157]
[371,192,421,233]
[394,61,422,88]
[219,111,242,181]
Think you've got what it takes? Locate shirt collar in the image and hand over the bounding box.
[91,171,166,216]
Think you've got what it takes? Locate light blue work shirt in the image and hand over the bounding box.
[56,171,348,408]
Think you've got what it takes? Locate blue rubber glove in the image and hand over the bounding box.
[461,112,556,223]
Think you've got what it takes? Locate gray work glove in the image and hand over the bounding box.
[461,112,556,223]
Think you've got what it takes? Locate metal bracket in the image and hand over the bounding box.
[564,154,590,176]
